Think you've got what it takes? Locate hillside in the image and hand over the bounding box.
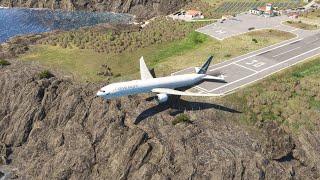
[0,0,190,19]
[0,56,319,179]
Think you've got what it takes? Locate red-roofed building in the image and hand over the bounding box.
[170,9,204,21]
[249,3,278,17]
[186,10,203,18]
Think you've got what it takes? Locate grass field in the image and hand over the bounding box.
[299,9,320,25]
[154,29,295,76]
[20,29,295,82]
[284,20,319,30]
[21,32,208,82]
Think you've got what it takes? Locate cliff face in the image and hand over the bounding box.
[0,60,320,179]
[0,0,190,19]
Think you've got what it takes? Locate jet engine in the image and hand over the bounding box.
[156,93,168,103]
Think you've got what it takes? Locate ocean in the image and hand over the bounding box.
[0,7,134,43]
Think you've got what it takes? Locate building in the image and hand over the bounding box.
[249,9,262,15]
[170,10,204,21]
[249,3,278,17]
[185,10,204,19]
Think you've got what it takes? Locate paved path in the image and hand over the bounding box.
[173,32,320,95]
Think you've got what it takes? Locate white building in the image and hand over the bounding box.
[170,10,204,21]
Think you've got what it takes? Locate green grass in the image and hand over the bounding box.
[21,31,208,82]
[155,29,295,76]
[144,31,208,67]
[291,61,320,78]
[38,70,54,79]
[172,114,192,125]
[310,98,320,110]
[0,59,10,66]
[20,29,295,82]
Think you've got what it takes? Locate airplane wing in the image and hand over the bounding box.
[140,56,154,80]
[151,88,221,97]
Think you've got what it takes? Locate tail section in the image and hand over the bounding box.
[197,56,213,74]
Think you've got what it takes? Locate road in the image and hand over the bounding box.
[173,32,320,95]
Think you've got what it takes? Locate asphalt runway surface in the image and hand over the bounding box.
[173,32,320,95]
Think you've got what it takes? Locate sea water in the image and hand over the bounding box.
[0,7,134,43]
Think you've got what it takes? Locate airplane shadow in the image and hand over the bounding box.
[134,96,241,125]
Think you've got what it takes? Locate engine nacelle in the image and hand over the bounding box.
[156,93,168,103]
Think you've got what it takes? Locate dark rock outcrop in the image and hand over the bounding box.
[0,60,320,179]
[0,0,190,19]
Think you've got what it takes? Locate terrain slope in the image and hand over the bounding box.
[0,60,319,179]
[0,0,190,19]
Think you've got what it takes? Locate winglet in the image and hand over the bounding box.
[139,56,154,80]
[198,56,213,74]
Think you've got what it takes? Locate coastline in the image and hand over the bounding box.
[0,7,135,43]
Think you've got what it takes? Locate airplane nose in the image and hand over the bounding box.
[96,91,103,97]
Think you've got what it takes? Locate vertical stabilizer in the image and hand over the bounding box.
[198,56,213,74]
[139,56,154,80]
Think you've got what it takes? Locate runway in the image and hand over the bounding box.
[173,32,320,95]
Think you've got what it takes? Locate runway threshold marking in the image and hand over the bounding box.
[272,46,301,57]
[208,46,320,92]
[219,52,320,96]
[233,62,258,72]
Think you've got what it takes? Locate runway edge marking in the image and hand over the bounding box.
[210,48,320,94]
[172,36,302,76]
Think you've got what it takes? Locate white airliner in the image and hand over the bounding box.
[97,56,225,103]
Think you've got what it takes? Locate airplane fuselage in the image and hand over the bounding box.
[97,74,205,99]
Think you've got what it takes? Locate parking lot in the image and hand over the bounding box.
[196,14,313,40]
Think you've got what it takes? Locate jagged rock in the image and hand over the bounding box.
[260,122,295,160]
[0,142,9,165]
[0,59,320,179]
[0,0,191,19]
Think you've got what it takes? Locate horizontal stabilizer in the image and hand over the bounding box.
[152,88,222,97]
[202,75,225,81]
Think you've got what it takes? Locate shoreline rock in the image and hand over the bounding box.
[0,0,190,20]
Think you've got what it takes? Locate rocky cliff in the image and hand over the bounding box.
[0,60,319,179]
[0,0,190,19]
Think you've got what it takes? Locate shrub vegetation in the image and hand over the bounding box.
[252,38,258,43]
[172,114,192,125]
[0,59,10,66]
[38,70,54,79]
[37,17,208,55]
[285,21,318,30]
